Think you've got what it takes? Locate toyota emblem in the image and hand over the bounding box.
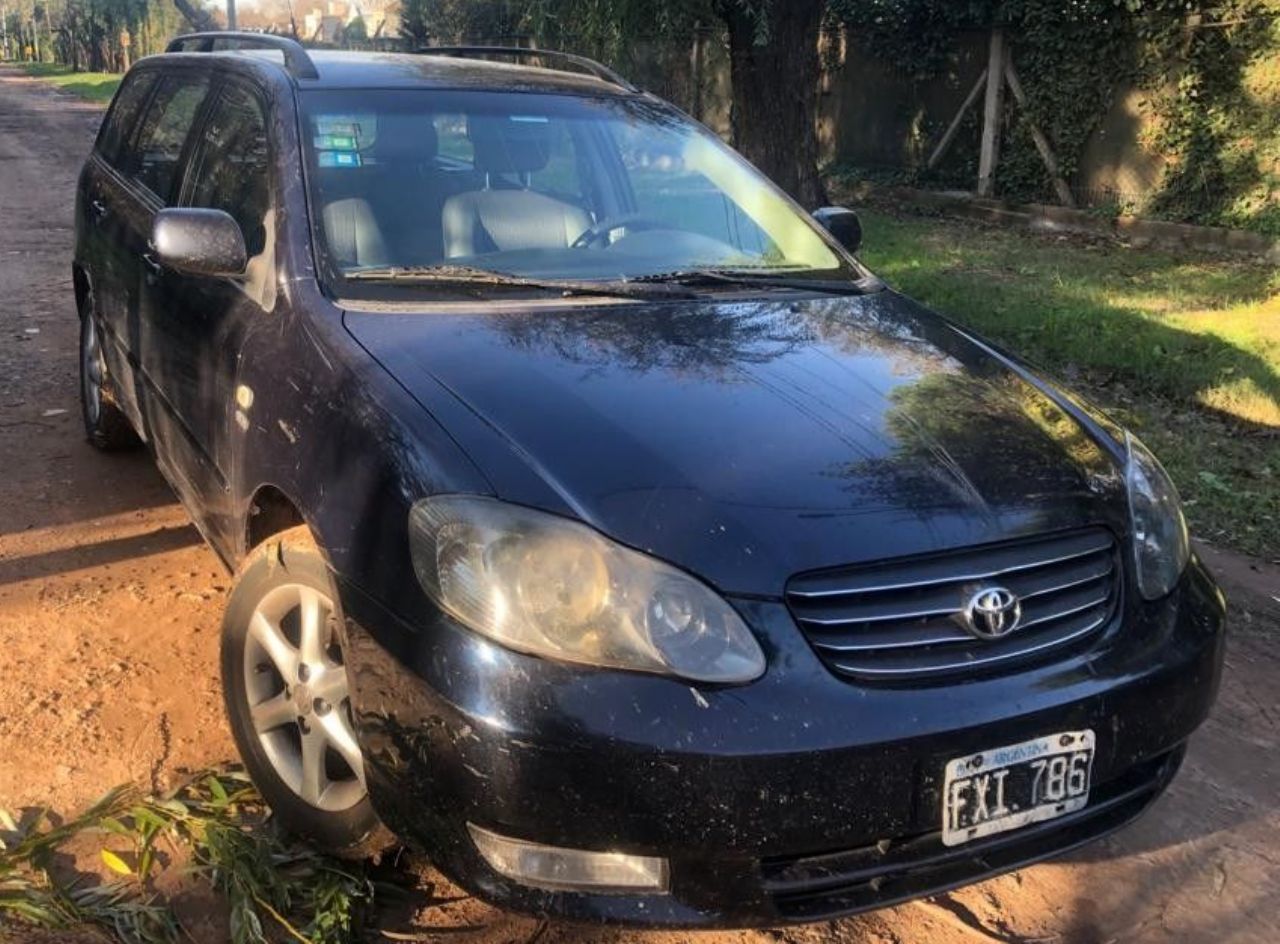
[963,587,1022,639]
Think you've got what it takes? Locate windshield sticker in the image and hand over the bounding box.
[318,151,362,168]
[314,114,376,149]
[314,134,359,151]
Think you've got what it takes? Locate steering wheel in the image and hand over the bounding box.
[571,214,664,249]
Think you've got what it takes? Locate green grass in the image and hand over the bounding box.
[854,206,1280,560]
[16,62,120,102]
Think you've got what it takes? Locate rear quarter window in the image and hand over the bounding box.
[434,114,473,165]
[95,71,157,170]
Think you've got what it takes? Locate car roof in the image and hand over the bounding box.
[160,47,635,98]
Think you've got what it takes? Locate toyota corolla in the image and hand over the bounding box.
[72,34,1226,927]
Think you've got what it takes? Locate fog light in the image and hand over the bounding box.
[467,823,669,893]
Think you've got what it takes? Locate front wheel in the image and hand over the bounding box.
[221,526,390,857]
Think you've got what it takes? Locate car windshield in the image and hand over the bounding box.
[300,89,848,288]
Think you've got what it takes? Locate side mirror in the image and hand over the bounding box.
[151,208,248,278]
[813,206,863,255]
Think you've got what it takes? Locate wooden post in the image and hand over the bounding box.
[928,67,988,170]
[1003,59,1076,207]
[977,28,1005,197]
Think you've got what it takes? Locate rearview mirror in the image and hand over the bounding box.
[813,206,863,255]
[151,208,248,278]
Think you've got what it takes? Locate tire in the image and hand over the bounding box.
[78,307,139,451]
[221,526,392,858]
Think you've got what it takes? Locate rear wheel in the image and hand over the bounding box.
[221,526,391,857]
[79,308,138,451]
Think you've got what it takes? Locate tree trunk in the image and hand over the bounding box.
[717,0,828,209]
[171,0,216,32]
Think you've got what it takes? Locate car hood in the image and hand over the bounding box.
[343,291,1128,595]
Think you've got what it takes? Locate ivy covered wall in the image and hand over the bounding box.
[823,1,1280,235]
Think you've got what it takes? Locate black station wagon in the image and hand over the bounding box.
[73,32,1225,927]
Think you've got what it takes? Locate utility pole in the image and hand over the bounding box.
[226,0,236,31]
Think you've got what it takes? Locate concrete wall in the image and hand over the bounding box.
[813,30,1168,207]
[817,31,991,173]
[1075,84,1167,206]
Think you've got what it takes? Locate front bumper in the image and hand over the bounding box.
[338,557,1225,928]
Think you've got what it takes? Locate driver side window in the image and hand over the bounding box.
[185,83,271,257]
[127,74,211,203]
[613,124,771,257]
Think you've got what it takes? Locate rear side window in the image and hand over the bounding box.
[525,120,585,204]
[126,74,211,203]
[434,114,472,165]
[96,71,157,169]
[186,83,271,256]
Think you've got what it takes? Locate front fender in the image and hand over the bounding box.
[229,282,491,616]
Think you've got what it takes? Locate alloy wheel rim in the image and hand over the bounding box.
[243,583,367,812]
[81,316,103,425]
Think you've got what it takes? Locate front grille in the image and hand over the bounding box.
[786,528,1121,681]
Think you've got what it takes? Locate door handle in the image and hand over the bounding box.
[90,199,108,221]
[142,252,163,280]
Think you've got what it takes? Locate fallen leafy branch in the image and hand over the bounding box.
[0,769,382,944]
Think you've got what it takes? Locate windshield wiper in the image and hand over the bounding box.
[344,264,697,300]
[634,268,885,296]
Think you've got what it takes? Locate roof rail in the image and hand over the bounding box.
[418,46,637,93]
[166,31,319,80]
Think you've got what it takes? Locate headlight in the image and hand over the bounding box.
[408,496,766,684]
[1125,433,1190,599]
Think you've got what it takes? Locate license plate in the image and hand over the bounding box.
[942,730,1095,847]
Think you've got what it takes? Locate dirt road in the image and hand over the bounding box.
[0,65,1277,943]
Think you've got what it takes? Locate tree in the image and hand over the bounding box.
[400,0,517,45]
[170,0,214,31]
[398,0,429,46]
[446,0,832,207]
[32,0,212,72]
[715,0,829,207]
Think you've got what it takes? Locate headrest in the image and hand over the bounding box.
[467,115,553,175]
